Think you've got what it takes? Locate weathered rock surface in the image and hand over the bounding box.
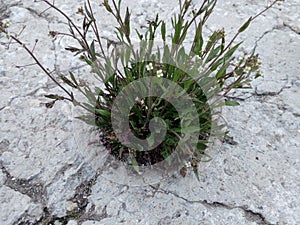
[0,0,299,224]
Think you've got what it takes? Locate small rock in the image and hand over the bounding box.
[66,201,78,212]
[67,220,78,225]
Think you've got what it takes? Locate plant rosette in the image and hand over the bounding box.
[0,0,282,185]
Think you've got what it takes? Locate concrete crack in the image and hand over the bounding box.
[0,162,48,205]
[151,186,276,225]
[0,0,22,20]
[254,22,300,50]
[254,26,278,50]
[203,201,276,225]
[254,75,290,98]
[283,22,300,35]
[37,168,106,225]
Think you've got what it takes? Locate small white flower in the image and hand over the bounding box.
[244,66,251,73]
[256,70,262,76]
[146,63,154,71]
[140,99,145,105]
[257,59,262,66]
[238,56,244,61]
[135,97,140,102]
[156,69,163,77]
[185,162,191,168]
[4,19,10,26]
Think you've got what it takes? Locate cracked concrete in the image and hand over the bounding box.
[1,0,300,225]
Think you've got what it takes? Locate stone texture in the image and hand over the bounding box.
[0,0,299,225]
[0,186,43,225]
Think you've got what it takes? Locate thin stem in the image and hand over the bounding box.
[110,0,137,59]
[2,30,73,99]
[207,0,281,71]
[176,0,213,46]
[42,0,91,56]
[86,0,107,60]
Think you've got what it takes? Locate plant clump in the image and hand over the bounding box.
[0,0,283,179]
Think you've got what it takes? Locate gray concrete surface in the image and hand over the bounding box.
[0,0,299,224]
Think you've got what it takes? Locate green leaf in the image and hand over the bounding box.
[225,100,240,106]
[85,88,97,104]
[102,0,112,13]
[216,59,230,79]
[84,2,93,19]
[205,45,221,63]
[69,71,78,86]
[224,42,242,59]
[204,33,216,53]
[90,40,96,60]
[125,47,131,65]
[60,75,77,88]
[200,0,217,14]
[193,165,200,181]
[94,108,111,119]
[81,54,93,66]
[161,21,166,42]
[135,29,143,40]
[172,16,182,43]
[238,17,252,33]
[191,23,203,55]
[76,114,97,126]
[210,57,225,71]
[124,7,131,36]
[130,154,140,173]
[83,102,96,112]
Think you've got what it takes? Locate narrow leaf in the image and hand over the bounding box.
[161,21,166,41]
[130,154,140,173]
[90,40,96,60]
[61,75,77,88]
[225,100,240,106]
[69,71,78,86]
[238,17,252,33]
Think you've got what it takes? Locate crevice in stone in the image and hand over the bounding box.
[24,6,54,24]
[292,113,300,118]
[255,23,300,49]
[254,26,279,49]
[0,0,22,20]
[152,187,276,225]
[254,90,279,97]
[283,22,300,35]
[12,211,41,225]
[254,81,291,98]
[225,95,250,102]
[36,168,106,225]
[0,162,48,205]
[203,201,275,225]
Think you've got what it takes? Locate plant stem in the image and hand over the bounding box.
[1,30,73,99]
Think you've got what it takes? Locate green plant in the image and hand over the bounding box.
[0,0,283,179]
